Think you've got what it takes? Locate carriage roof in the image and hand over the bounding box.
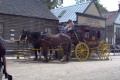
[75,24,102,31]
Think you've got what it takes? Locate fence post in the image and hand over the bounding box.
[114,49,115,56]
[16,41,20,59]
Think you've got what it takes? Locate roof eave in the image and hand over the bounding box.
[76,12,107,20]
[0,12,59,21]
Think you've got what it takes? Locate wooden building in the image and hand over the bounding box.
[0,0,58,49]
[102,7,120,45]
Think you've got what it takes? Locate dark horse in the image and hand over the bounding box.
[20,30,41,60]
[20,30,71,62]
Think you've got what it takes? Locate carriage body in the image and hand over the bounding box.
[72,25,101,47]
[70,25,110,61]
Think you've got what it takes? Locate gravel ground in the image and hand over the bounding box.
[2,54,120,80]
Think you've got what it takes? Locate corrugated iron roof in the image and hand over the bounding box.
[51,1,91,23]
[101,11,118,26]
[0,0,58,20]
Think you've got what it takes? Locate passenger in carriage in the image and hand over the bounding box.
[60,23,67,33]
[65,19,75,34]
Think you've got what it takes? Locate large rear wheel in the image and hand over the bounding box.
[75,43,89,61]
[98,41,110,60]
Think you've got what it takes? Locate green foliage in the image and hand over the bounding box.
[95,1,108,13]
[41,0,63,10]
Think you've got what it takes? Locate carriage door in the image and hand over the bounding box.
[84,29,89,39]
[91,30,96,41]
[84,29,90,43]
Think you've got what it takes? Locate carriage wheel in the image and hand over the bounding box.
[75,43,89,61]
[98,41,110,60]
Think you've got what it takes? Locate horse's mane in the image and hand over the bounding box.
[30,31,48,40]
[30,32,41,39]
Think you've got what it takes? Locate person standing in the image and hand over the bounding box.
[0,37,15,80]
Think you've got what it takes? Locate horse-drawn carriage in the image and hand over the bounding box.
[20,24,110,62]
[69,25,110,61]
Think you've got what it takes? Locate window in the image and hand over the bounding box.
[97,31,100,38]
[85,30,89,38]
[76,32,82,41]
[58,10,66,18]
[11,29,15,32]
[106,37,108,42]
[0,23,3,33]
[10,37,14,40]
[10,29,15,40]
[11,34,15,36]
[91,30,96,36]
[45,27,51,33]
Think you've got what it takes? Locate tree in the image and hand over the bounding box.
[95,1,108,13]
[41,0,63,10]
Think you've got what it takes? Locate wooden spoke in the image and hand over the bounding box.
[75,43,89,61]
[98,41,110,60]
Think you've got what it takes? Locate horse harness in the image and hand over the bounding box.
[40,34,69,47]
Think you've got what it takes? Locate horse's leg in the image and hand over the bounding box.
[38,50,42,60]
[49,47,58,60]
[55,51,58,59]
[34,50,38,60]
[33,45,38,60]
[66,52,69,61]
[61,44,70,62]
[66,42,71,61]
[61,46,66,62]
[43,49,49,62]
[62,51,69,62]
[49,47,52,60]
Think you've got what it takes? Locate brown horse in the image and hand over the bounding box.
[20,30,58,60]
[26,31,71,62]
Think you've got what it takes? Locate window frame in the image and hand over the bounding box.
[0,23,3,33]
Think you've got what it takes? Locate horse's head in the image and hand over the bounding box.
[40,32,47,39]
[26,31,42,43]
[20,30,30,41]
[26,32,34,43]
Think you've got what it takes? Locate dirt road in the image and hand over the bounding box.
[2,55,120,80]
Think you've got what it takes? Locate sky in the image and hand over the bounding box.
[62,0,120,11]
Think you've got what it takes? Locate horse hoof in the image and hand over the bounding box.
[66,59,69,62]
[43,60,49,63]
[66,58,69,62]
[33,58,38,61]
[61,59,65,62]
